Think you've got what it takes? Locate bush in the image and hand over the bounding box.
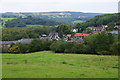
[50,40,65,53]
[29,39,45,52]
[29,39,53,52]
[84,32,115,54]
[41,40,53,50]
[7,39,53,53]
[50,41,87,54]
[64,42,74,53]
[97,51,111,55]
[8,46,21,53]
[110,41,120,55]
[72,42,87,54]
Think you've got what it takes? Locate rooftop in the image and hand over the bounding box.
[74,33,90,37]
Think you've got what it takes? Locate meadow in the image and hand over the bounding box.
[72,20,84,24]
[1,18,15,22]
[26,25,56,27]
[2,51,118,78]
[1,18,15,28]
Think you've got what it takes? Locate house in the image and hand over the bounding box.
[72,33,90,42]
[63,34,72,41]
[106,30,118,34]
[0,38,33,49]
[0,41,17,49]
[48,32,60,40]
[72,29,78,33]
[73,33,90,39]
[40,34,48,40]
[87,26,105,33]
[87,26,96,31]
[71,38,83,42]
[18,39,33,43]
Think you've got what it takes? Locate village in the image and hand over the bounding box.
[1,0,120,78]
[1,24,120,49]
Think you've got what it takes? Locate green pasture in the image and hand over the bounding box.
[73,20,84,23]
[0,18,15,28]
[2,51,118,78]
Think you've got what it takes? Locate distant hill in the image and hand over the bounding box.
[76,13,119,27]
[4,16,59,28]
[1,11,105,24]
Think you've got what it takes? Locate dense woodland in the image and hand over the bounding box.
[2,27,54,41]
[74,13,119,31]
[3,13,119,28]
[4,16,59,27]
[1,12,103,24]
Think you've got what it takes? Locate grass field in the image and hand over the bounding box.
[26,25,44,27]
[26,25,57,27]
[72,20,84,24]
[2,51,118,78]
[0,18,15,28]
[1,18,15,22]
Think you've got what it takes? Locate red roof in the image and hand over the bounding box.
[63,34,71,37]
[74,33,90,37]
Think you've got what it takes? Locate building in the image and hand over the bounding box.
[0,41,17,49]
[18,39,33,43]
[72,33,90,42]
[63,34,72,41]
[73,33,90,39]
[106,30,118,34]
[87,26,105,33]
[48,32,60,40]
[0,38,33,49]
[40,32,61,40]
[72,29,78,33]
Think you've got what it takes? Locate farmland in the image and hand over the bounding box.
[0,18,15,28]
[2,51,118,78]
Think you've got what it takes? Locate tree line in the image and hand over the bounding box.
[4,16,60,28]
[2,24,73,41]
[74,13,119,32]
[1,32,119,55]
[3,13,119,28]
[2,27,54,41]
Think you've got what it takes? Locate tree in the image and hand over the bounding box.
[14,42,30,53]
[72,42,87,54]
[56,24,72,38]
[29,39,44,52]
[75,23,85,33]
[110,41,120,55]
[84,32,114,54]
[85,28,92,34]
[50,40,65,53]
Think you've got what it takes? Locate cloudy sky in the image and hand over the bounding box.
[1,0,119,13]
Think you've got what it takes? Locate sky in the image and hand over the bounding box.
[0,0,119,13]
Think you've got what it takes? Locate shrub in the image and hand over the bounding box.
[41,40,53,50]
[64,42,74,53]
[50,41,87,54]
[72,42,87,54]
[8,46,21,53]
[110,41,120,55]
[97,51,111,55]
[29,39,44,52]
[50,40,65,53]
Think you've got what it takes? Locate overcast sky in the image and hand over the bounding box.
[1,0,119,13]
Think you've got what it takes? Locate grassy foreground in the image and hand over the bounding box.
[2,51,118,78]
